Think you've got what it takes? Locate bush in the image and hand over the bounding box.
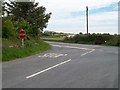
[2,18,17,38]
[63,33,120,46]
[2,17,35,39]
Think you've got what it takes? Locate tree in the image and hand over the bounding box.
[3,0,51,36]
[1,0,5,16]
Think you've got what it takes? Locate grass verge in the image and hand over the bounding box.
[2,39,51,62]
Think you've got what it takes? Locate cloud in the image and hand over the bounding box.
[46,11,117,34]
[36,0,119,34]
[89,11,118,34]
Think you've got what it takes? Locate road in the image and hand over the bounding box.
[2,42,118,88]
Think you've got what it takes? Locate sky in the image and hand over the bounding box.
[36,0,118,34]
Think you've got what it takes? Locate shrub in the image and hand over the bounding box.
[63,33,120,46]
[2,18,16,38]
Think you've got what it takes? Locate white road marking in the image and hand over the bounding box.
[81,49,95,56]
[27,45,95,79]
[38,53,67,58]
[52,44,95,56]
[52,45,89,50]
[54,54,67,58]
[26,59,71,79]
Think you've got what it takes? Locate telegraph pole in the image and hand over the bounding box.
[86,6,88,34]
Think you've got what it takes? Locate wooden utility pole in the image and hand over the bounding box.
[86,6,88,34]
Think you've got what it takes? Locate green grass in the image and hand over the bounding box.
[2,39,51,62]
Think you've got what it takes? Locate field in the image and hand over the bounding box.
[42,37,64,42]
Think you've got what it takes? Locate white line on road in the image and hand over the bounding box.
[52,45,89,50]
[52,44,95,56]
[26,45,95,79]
[55,54,68,58]
[81,49,95,56]
[26,59,71,79]
[38,53,67,58]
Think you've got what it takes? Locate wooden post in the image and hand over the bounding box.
[21,39,24,48]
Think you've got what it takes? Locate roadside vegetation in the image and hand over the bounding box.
[2,0,51,61]
[42,37,63,42]
[64,33,120,46]
[42,31,120,46]
[3,38,50,61]
[42,31,67,42]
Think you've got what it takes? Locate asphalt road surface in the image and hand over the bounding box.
[2,42,118,88]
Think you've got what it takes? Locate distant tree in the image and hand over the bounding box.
[1,0,5,16]
[79,32,83,35]
[43,31,55,36]
[3,0,52,36]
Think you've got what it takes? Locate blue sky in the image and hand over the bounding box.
[37,0,119,34]
[71,3,117,17]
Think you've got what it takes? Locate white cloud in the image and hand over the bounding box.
[37,0,119,11]
[36,0,119,34]
[47,11,118,34]
[89,11,118,33]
